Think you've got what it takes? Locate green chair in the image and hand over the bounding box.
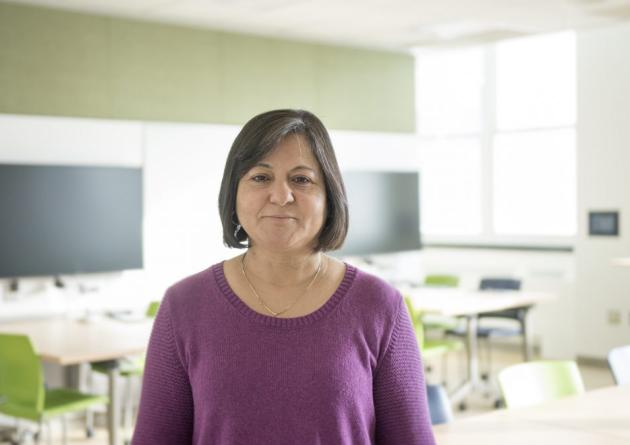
[421,274,461,331]
[424,274,460,287]
[0,334,108,445]
[497,360,585,409]
[144,301,161,319]
[421,274,463,382]
[88,301,160,441]
[404,296,465,386]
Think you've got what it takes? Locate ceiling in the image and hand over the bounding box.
[10,0,630,50]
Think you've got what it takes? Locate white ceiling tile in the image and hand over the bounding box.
[9,0,630,49]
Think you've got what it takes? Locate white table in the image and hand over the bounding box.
[434,385,630,444]
[0,317,153,445]
[400,287,554,406]
[612,257,630,267]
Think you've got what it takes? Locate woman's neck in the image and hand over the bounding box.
[242,247,323,288]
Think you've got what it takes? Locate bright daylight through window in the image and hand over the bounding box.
[415,32,576,246]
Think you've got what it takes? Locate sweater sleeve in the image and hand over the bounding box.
[132,291,194,445]
[373,296,436,445]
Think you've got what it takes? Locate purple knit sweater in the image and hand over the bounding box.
[132,262,436,445]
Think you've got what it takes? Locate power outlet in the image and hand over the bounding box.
[608,309,622,325]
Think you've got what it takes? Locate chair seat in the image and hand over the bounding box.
[422,314,460,331]
[92,356,145,376]
[447,325,522,339]
[478,326,522,338]
[423,338,464,359]
[0,389,108,422]
[43,389,109,419]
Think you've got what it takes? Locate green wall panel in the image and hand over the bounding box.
[0,4,112,117]
[314,47,416,132]
[108,19,223,122]
[218,34,319,124]
[0,2,415,132]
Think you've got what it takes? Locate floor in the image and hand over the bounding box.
[1,345,616,444]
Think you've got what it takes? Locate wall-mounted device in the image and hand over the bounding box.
[588,210,619,237]
[334,171,421,257]
[0,164,143,278]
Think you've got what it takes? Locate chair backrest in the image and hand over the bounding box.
[479,278,524,319]
[403,296,424,348]
[498,360,585,409]
[479,277,521,291]
[424,274,459,287]
[0,334,45,415]
[145,301,161,318]
[426,384,453,425]
[608,345,630,385]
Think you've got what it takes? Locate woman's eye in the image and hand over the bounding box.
[251,174,269,183]
[293,176,312,184]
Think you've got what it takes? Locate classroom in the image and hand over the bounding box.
[1,1,629,444]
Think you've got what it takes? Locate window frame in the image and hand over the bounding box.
[414,33,577,250]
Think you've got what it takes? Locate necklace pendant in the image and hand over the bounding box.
[240,252,324,318]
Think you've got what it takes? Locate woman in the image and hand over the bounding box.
[132,109,436,444]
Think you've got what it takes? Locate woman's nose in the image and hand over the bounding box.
[269,180,295,206]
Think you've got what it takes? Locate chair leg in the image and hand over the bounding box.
[61,416,68,445]
[46,421,52,445]
[124,376,133,440]
[441,353,448,388]
[521,318,530,361]
[480,337,491,381]
[32,421,42,444]
[86,368,95,437]
[86,408,94,436]
[15,429,30,445]
[14,420,23,444]
[486,337,493,379]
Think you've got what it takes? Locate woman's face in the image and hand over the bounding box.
[236,134,327,254]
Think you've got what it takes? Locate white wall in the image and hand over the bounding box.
[575,22,630,358]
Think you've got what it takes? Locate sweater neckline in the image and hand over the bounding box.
[212,260,357,328]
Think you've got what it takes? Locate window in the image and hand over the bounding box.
[420,137,483,235]
[415,32,577,246]
[495,33,576,131]
[415,47,484,236]
[416,48,484,135]
[493,129,576,236]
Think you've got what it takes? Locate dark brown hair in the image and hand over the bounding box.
[219,109,348,251]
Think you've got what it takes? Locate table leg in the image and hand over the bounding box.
[449,314,480,407]
[107,365,121,445]
[467,315,480,386]
[522,317,531,361]
[63,364,82,389]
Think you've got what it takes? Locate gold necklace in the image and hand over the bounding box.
[240,252,324,317]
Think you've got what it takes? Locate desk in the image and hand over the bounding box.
[401,287,554,406]
[0,318,153,445]
[434,385,630,444]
